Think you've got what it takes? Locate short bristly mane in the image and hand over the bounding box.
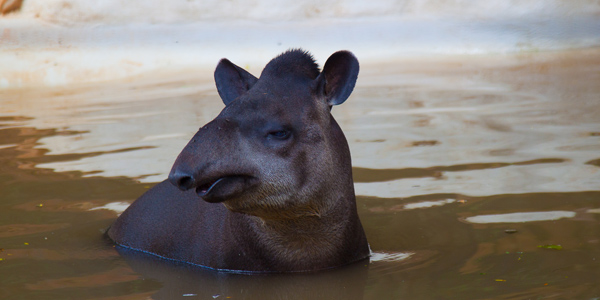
[260,49,321,80]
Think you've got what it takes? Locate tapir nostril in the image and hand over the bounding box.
[168,170,196,191]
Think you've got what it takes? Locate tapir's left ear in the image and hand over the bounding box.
[314,51,359,106]
[214,59,258,106]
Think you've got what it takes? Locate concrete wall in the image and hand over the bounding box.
[1,0,599,87]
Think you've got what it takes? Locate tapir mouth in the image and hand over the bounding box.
[195,175,256,202]
[196,177,225,197]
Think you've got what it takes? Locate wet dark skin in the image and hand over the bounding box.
[107,49,370,273]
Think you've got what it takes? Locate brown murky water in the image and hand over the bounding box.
[1,49,600,299]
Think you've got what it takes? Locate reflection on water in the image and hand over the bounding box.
[464,211,576,224]
[1,49,600,299]
[353,158,566,183]
[116,247,371,300]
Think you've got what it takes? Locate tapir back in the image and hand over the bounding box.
[108,49,369,273]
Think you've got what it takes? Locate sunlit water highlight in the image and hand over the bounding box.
[464,211,576,224]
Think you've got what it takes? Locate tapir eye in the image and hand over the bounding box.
[268,130,291,140]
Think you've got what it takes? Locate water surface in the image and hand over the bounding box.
[1,49,599,299]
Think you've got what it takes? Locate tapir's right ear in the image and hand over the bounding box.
[314,51,359,106]
[214,59,258,106]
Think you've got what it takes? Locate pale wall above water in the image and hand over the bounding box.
[1,0,600,87]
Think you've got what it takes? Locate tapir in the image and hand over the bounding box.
[107,49,370,273]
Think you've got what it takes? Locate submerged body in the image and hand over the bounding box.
[108,49,370,272]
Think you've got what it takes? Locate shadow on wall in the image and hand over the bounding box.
[0,0,22,14]
[5,0,600,24]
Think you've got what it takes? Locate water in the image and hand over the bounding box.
[1,49,599,299]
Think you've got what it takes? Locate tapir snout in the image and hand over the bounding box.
[168,118,260,203]
[108,49,370,273]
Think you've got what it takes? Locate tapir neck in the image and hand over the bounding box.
[234,191,368,271]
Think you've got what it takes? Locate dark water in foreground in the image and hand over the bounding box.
[1,50,600,299]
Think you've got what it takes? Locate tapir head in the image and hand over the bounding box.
[168,49,359,219]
